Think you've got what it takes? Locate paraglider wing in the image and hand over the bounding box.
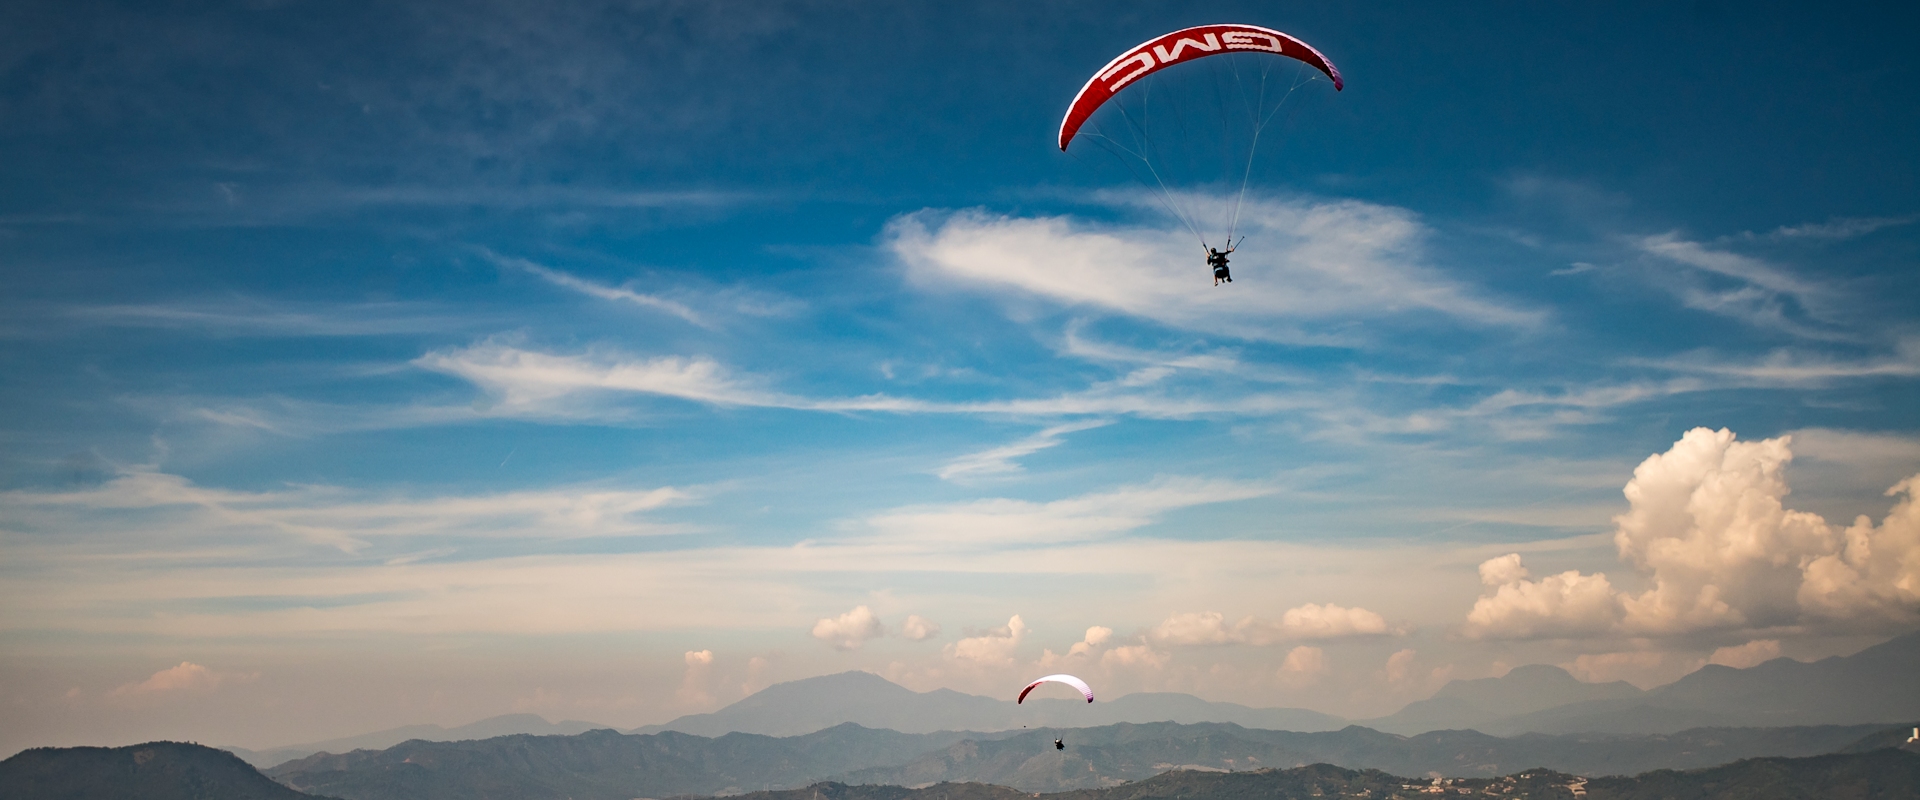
[1018,674,1094,704]
[1058,24,1343,151]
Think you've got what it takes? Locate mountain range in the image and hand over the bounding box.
[1361,630,1920,735]
[651,631,1920,742]
[16,727,1920,800]
[224,713,610,767]
[631,671,1347,739]
[222,628,1920,773]
[267,723,991,799]
[263,719,1920,797]
[643,631,1920,741]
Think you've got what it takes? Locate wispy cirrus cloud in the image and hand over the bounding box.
[1,468,695,554]
[408,339,1798,444]
[331,185,755,211]
[889,194,1541,343]
[480,250,709,327]
[1736,213,1919,242]
[856,475,1277,547]
[1787,428,1920,467]
[1634,232,1853,340]
[413,339,1312,420]
[935,420,1112,482]
[1630,340,1920,385]
[415,342,782,410]
[0,467,1484,643]
[1638,233,1825,298]
[62,300,484,338]
[110,183,768,229]
[1056,323,1304,384]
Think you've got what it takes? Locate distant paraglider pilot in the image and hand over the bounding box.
[1017,674,1092,754]
[1207,242,1235,285]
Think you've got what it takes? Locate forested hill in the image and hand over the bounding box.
[729,750,1920,800]
[0,740,335,800]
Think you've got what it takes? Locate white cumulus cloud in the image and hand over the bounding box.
[1149,602,1391,646]
[900,614,941,641]
[812,605,885,650]
[1278,646,1327,687]
[1798,475,1920,624]
[945,615,1027,664]
[1071,625,1113,656]
[1562,649,1692,687]
[110,662,254,696]
[1462,427,1920,640]
[1709,639,1782,669]
[1040,625,1121,667]
[1464,555,1621,639]
[1276,603,1394,639]
[1102,642,1169,670]
[1383,648,1418,686]
[677,649,716,706]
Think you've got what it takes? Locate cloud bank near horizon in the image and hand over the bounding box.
[1466,427,1920,641]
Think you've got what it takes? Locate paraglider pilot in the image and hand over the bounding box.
[1054,737,1065,750]
[1207,241,1236,285]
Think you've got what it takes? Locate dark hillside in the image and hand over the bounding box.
[1584,749,1920,799]
[0,740,332,800]
[723,767,1587,800]
[839,721,1896,788]
[729,750,1920,800]
[1834,723,1920,754]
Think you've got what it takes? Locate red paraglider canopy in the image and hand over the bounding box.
[1018,674,1094,704]
[1058,24,1343,152]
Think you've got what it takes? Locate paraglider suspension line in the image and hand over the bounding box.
[1070,58,1323,254]
[1223,62,1317,248]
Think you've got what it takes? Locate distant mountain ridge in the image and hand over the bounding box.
[630,671,1345,738]
[1362,663,1642,734]
[1378,630,1920,736]
[642,631,1920,741]
[228,628,1920,771]
[224,712,613,767]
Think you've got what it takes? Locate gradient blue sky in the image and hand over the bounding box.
[3,0,1918,754]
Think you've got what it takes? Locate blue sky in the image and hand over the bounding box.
[3,0,1919,753]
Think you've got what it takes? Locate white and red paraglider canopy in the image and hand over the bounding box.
[1018,674,1094,704]
[1058,24,1342,151]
